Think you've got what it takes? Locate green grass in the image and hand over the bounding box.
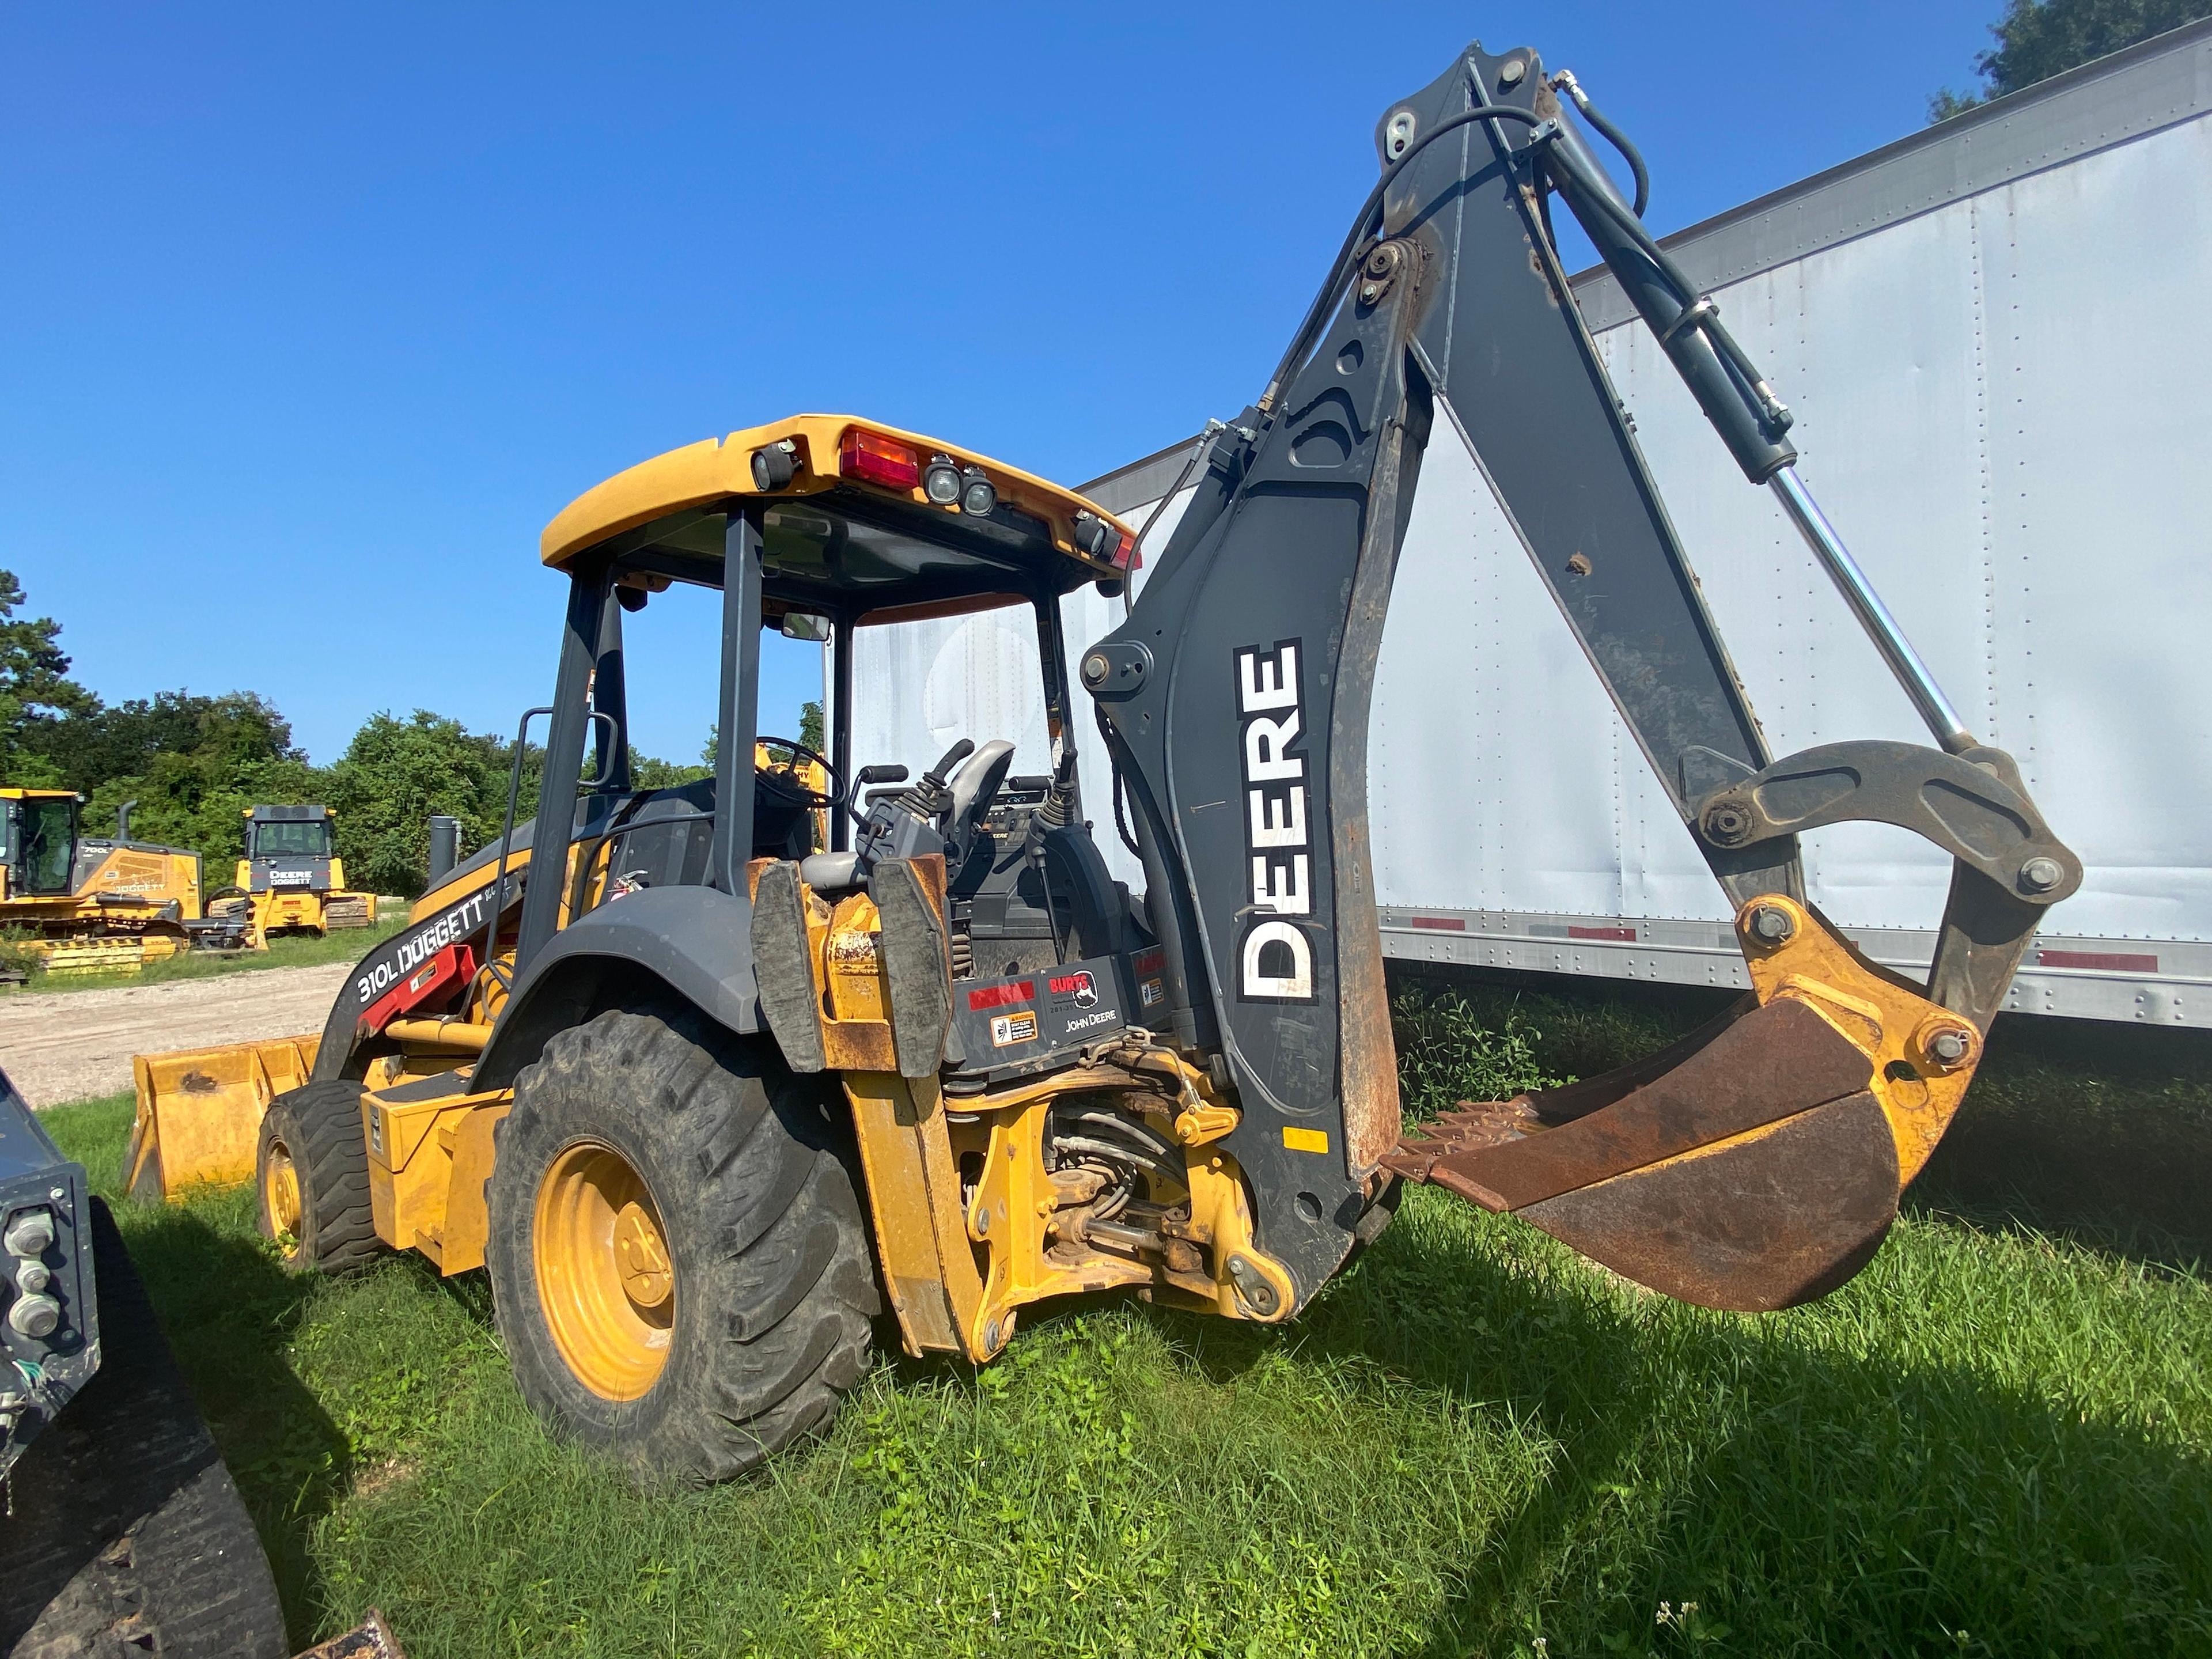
[5,909,407,995]
[39,972,2212,1657]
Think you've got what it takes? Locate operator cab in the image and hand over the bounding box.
[493,415,1159,1086]
[0,790,79,899]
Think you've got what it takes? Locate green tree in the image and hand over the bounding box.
[702,700,824,764]
[629,748,713,789]
[32,690,249,795]
[1931,0,2211,118]
[0,570,96,785]
[327,711,509,896]
[77,694,320,875]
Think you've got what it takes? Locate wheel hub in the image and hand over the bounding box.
[533,1140,676,1400]
[263,1141,303,1244]
[612,1200,673,1309]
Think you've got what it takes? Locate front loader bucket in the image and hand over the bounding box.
[125,1034,321,1202]
[1385,997,1908,1312]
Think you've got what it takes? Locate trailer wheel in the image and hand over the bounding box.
[486,1003,880,1484]
[256,1079,383,1275]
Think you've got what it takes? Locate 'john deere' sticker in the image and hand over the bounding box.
[990,1010,1039,1047]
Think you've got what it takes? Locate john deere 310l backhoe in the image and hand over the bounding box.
[131,37,2078,1482]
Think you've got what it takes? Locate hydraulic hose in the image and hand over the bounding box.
[1541,138,1791,440]
[1551,70,1649,217]
[1261,103,1550,408]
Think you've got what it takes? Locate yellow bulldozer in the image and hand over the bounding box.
[1,793,249,979]
[207,805,376,945]
[130,37,2079,1487]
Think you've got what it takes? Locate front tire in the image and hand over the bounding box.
[486,1005,880,1484]
[256,1078,382,1275]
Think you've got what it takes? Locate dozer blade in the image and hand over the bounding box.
[125,1033,321,1202]
[1385,997,1897,1310]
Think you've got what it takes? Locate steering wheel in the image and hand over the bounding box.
[756,735,842,810]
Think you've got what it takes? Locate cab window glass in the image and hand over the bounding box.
[253,820,331,858]
[21,799,75,894]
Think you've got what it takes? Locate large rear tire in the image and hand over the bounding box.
[255,1079,383,1275]
[485,1004,880,1484]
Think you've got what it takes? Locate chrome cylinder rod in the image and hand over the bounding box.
[1769,465,1975,754]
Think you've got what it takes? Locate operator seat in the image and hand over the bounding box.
[798,849,862,892]
[943,740,1016,858]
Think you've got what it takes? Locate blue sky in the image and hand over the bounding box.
[2,2,2001,764]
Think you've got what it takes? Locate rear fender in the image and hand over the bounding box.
[472,885,760,1092]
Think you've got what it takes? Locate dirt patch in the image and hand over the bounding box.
[0,963,353,1108]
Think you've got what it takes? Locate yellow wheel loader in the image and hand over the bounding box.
[1,794,249,979]
[207,804,376,945]
[131,38,2078,1484]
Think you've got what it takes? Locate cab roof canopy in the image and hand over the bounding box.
[540,415,1138,627]
[245,805,334,821]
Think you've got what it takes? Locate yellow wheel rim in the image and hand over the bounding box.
[264,1139,304,1251]
[533,1139,675,1400]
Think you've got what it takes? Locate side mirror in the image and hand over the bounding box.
[779,612,833,643]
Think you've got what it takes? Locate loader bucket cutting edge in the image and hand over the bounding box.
[125,1033,322,1202]
[1382,996,1915,1312]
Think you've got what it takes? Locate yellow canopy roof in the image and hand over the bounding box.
[540,415,1137,600]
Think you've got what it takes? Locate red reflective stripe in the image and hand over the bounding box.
[1408,916,1465,931]
[2035,949,2158,973]
[967,980,1035,1010]
[1569,925,1637,942]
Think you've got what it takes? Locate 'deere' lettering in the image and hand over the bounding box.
[1233,640,1315,1002]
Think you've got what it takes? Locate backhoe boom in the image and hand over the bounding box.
[1090,39,2079,1310]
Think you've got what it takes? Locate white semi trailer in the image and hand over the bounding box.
[842,20,2212,1028]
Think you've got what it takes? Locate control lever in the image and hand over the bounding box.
[893,740,975,824]
[842,762,910,831]
[853,741,972,872]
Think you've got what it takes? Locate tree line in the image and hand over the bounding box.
[1930,0,2210,118]
[1,569,811,897]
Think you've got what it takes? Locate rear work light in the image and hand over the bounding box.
[840,428,921,491]
[1073,509,1140,570]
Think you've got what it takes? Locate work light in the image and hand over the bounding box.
[959,467,997,517]
[923,455,963,505]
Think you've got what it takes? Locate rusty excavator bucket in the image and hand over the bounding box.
[1384,893,2005,1312]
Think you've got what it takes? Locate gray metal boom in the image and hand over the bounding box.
[1086,39,2080,1308]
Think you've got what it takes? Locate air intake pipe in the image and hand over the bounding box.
[427,815,461,885]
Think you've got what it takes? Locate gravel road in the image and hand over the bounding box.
[0,964,350,1109]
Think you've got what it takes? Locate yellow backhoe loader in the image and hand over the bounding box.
[1,794,248,979]
[130,37,2077,1484]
